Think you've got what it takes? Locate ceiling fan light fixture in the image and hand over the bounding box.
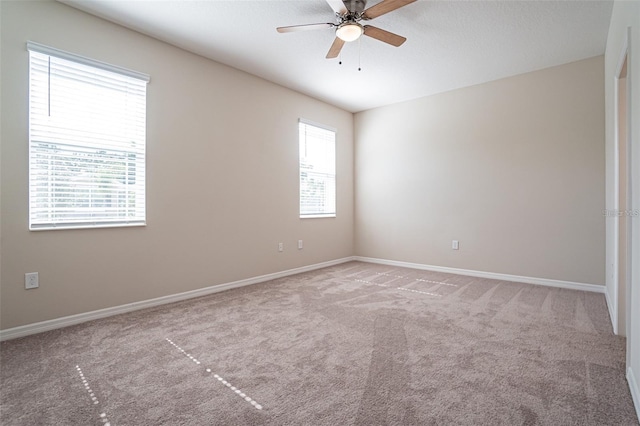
[336,22,363,42]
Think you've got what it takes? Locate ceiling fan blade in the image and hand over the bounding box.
[363,25,406,46]
[326,37,345,58]
[277,23,335,33]
[325,0,347,14]
[362,0,417,20]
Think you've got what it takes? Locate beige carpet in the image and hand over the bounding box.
[1,261,638,425]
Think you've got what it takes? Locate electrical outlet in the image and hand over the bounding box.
[25,272,39,289]
[278,242,284,252]
[452,240,459,250]
[298,240,303,250]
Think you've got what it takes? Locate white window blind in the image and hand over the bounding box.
[299,120,336,218]
[28,42,149,230]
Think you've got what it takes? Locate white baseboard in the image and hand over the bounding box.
[354,256,605,293]
[0,256,607,341]
[605,285,618,335]
[627,367,640,422]
[0,256,356,342]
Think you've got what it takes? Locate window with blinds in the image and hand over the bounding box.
[28,42,149,230]
[299,120,336,218]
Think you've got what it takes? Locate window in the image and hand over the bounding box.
[28,42,149,230]
[299,119,336,218]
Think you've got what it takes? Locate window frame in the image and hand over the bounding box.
[298,118,337,219]
[27,42,150,231]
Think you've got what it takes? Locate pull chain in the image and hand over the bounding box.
[358,37,361,71]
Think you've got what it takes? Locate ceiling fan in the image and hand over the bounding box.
[276,0,417,59]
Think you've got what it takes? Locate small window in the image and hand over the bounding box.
[299,119,336,218]
[28,42,149,230]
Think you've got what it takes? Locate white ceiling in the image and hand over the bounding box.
[60,0,613,113]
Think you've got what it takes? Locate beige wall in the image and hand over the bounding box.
[355,56,605,285]
[605,0,640,411]
[0,1,354,330]
[0,1,616,336]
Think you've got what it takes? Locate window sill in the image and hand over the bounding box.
[29,222,146,231]
[300,214,336,219]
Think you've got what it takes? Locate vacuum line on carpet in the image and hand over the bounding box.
[164,338,263,410]
[397,287,441,297]
[375,272,458,287]
[75,365,112,425]
[353,278,441,297]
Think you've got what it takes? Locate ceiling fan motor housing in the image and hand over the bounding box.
[276,0,416,58]
[343,0,367,15]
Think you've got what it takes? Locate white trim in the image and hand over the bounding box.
[611,33,631,337]
[616,35,630,78]
[623,24,635,373]
[0,257,355,342]
[0,256,607,341]
[606,285,618,334]
[26,41,150,82]
[354,256,605,293]
[612,69,621,330]
[298,117,337,133]
[627,367,640,422]
[30,221,146,232]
